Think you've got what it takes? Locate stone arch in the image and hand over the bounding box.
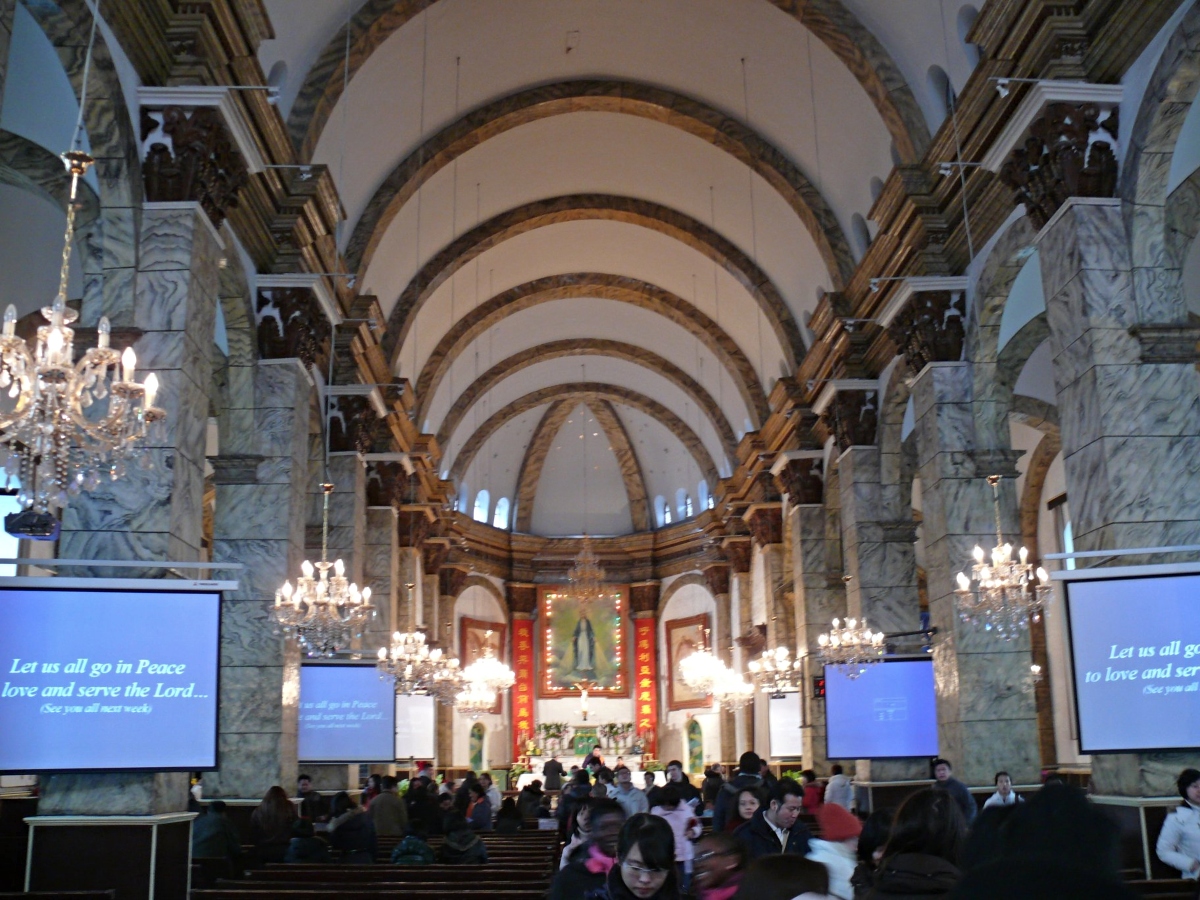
[416,274,769,426]
[383,195,805,372]
[288,0,928,166]
[455,573,507,613]
[1121,0,1200,323]
[657,572,710,614]
[433,339,738,459]
[344,80,855,290]
[876,357,917,522]
[513,399,650,534]
[1018,428,1061,554]
[449,382,720,487]
[1164,167,1200,302]
[0,130,100,224]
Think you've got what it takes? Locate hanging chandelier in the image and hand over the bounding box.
[680,645,725,694]
[567,535,605,605]
[455,680,498,719]
[376,629,465,702]
[748,647,803,696]
[0,152,164,524]
[272,483,374,657]
[710,665,755,710]
[816,617,885,679]
[460,633,515,692]
[954,475,1051,639]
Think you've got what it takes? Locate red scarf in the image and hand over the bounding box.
[699,875,742,900]
[584,843,617,874]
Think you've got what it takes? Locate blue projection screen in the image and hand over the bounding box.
[0,585,220,772]
[299,664,396,763]
[825,659,938,759]
[1065,570,1200,753]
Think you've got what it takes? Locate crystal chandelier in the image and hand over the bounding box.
[567,536,605,605]
[455,681,498,719]
[376,628,464,702]
[817,617,885,679]
[748,647,803,696]
[710,666,755,710]
[272,483,374,657]
[460,634,515,692]
[0,151,164,521]
[679,643,725,695]
[954,475,1051,640]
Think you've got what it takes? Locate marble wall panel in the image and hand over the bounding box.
[37,772,190,816]
[204,731,298,799]
[219,664,287,733]
[219,599,288,668]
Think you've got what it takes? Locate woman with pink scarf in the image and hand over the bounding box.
[691,832,746,900]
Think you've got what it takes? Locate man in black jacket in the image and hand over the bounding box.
[713,750,766,831]
[647,760,702,808]
[546,799,626,900]
[733,777,812,859]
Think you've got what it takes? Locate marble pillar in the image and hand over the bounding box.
[912,361,1039,787]
[0,1,13,116]
[42,203,221,815]
[705,567,738,763]
[1036,197,1200,794]
[322,454,366,586]
[397,548,423,633]
[363,505,399,648]
[789,504,844,773]
[203,358,309,797]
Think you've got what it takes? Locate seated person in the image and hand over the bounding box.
[438,812,489,864]
[284,819,330,863]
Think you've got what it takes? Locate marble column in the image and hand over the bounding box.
[789,503,844,774]
[746,503,791,652]
[363,505,399,648]
[1035,197,1200,795]
[203,358,310,798]
[704,564,738,763]
[724,536,754,754]
[43,202,220,815]
[912,361,1039,787]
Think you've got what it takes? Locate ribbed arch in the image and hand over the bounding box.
[415,274,768,427]
[382,194,805,372]
[343,79,854,290]
[449,383,720,487]
[433,339,737,459]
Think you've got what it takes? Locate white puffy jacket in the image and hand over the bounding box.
[1156,803,1200,879]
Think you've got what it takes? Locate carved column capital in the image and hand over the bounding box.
[703,563,730,598]
[255,284,332,371]
[630,581,660,615]
[744,502,783,547]
[396,505,437,549]
[507,582,537,615]
[770,450,825,504]
[439,566,469,600]
[366,461,407,507]
[723,536,752,574]
[880,279,968,372]
[814,380,879,453]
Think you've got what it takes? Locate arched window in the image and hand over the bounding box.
[663,506,672,525]
[698,480,709,510]
[927,65,955,123]
[685,495,694,518]
[851,213,872,258]
[457,483,470,513]
[472,489,490,523]
[654,495,668,528]
[675,488,689,519]
[492,497,510,530]
[958,5,981,67]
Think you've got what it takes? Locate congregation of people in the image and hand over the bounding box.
[190,749,1200,900]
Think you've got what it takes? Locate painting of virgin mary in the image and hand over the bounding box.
[537,586,629,697]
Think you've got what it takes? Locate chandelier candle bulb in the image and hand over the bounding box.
[143,373,158,408]
[121,347,135,383]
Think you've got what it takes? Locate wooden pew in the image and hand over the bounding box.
[253,865,550,881]
[1126,880,1199,899]
[0,893,116,900]
[194,890,543,900]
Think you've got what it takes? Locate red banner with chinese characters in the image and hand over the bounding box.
[512,617,536,761]
[634,615,658,758]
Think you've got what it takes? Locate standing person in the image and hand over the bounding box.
[1157,767,1200,879]
[361,774,382,809]
[405,780,444,836]
[467,782,493,831]
[868,789,963,899]
[702,764,725,805]
[560,768,595,836]
[713,751,766,831]
[825,764,853,810]
[546,799,627,900]
[851,808,894,900]
[642,771,658,799]
[691,832,747,900]
[296,774,329,822]
[328,792,378,864]
[650,785,702,890]
[480,771,503,812]
[584,812,682,900]
[931,759,976,826]
[250,786,297,863]
[649,760,702,808]
[982,772,1024,810]
[584,743,605,770]
[801,770,824,814]
[613,765,650,817]
[723,786,763,833]
[733,777,812,859]
[806,803,862,900]
[368,775,408,837]
[495,796,524,833]
[544,756,565,791]
[562,797,596,869]
[518,778,545,818]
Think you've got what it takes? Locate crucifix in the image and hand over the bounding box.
[573,679,599,721]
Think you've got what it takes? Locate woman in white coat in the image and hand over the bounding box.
[1156,768,1200,879]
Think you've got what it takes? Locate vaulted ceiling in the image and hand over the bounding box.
[256,0,982,536]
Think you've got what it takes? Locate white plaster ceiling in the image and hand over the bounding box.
[258,0,985,536]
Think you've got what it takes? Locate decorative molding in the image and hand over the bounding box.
[257,273,342,326]
[744,502,783,547]
[814,381,879,452]
[629,581,660,615]
[981,82,1122,173]
[208,454,264,485]
[887,289,966,371]
[723,536,752,574]
[255,286,331,370]
[877,276,970,329]
[1128,325,1200,364]
[702,563,731,597]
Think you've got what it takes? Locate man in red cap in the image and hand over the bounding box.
[806,802,862,900]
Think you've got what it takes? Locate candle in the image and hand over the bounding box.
[121,346,136,383]
[143,373,158,408]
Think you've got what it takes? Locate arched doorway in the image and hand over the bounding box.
[469,722,486,773]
